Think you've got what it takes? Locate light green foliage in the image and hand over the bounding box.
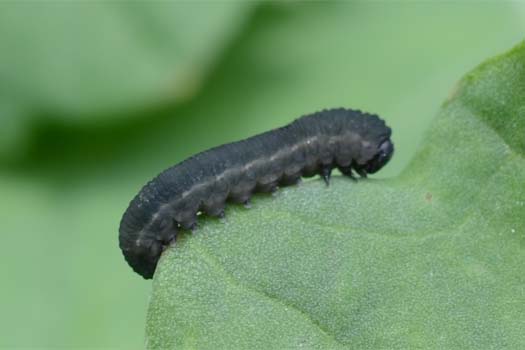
[0,2,253,156]
[146,43,525,349]
[0,2,252,115]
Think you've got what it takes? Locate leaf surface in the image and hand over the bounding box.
[147,42,525,349]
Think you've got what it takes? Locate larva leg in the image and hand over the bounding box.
[180,216,198,231]
[339,165,357,181]
[355,167,368,178]
[202,201,226,219]
[229,186,254,205]
[257,181,279,193]
[320,166,332,186]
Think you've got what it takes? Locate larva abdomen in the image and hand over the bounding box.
[119,108,394,279]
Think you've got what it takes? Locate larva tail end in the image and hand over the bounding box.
[119,229,175,279]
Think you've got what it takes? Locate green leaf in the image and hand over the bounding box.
[0,2,253,116]
[0,2,252,155]
[146,42,525,348]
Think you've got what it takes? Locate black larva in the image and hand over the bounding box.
[119,108,394,279]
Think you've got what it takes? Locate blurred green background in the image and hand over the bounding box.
[0,2,523,348]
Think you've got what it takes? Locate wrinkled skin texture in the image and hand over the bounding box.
[119,108,393,279]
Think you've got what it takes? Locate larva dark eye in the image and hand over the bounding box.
[365,139,394,174]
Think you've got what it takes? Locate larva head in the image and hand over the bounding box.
[363,138,394,174]
[345,112,394,175]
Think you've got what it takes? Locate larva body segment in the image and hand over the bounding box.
[119,108,394,279]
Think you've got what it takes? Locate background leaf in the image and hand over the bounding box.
[1,2,524,348]
[0,2,253,158]
[146,39,525,349]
